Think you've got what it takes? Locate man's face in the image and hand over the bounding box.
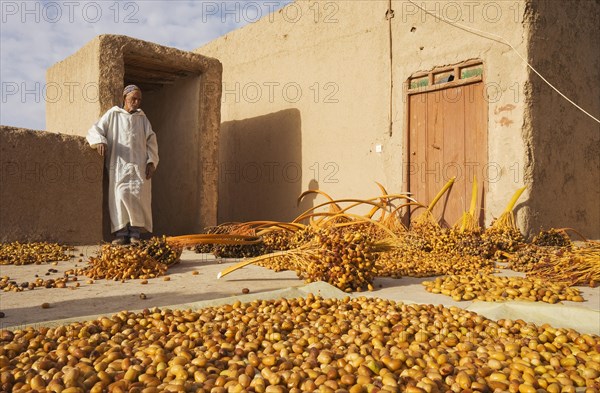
[124,90,142,112]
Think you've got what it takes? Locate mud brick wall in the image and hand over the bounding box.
[0,126,103,245]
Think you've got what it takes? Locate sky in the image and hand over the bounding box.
[0,0,292,130]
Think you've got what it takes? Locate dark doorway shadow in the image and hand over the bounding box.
[102,167,111,240]
[296,179,319,220]
[219,109,303,223]
[143,75,202,236]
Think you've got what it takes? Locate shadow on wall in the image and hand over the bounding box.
[219,109,306,223]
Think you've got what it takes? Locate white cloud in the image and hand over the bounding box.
[0,0,290,130]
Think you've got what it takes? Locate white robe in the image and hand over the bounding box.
[86,106,159,233]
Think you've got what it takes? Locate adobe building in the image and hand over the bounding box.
[2,36,221,243]
[2,0,599,243]
[197,0,599,238]
[44,35,222,239]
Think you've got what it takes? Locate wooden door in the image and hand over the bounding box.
[408,80,487,226]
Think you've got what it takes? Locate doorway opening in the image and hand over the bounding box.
[123,54,202,236]
[406,60,488,227]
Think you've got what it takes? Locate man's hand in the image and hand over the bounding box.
[146,163,156,180]
[95,143,107,157]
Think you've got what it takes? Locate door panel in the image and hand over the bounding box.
[408,81,487,226]
[464,82,488,226]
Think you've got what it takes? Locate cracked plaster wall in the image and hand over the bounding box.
[523,0,600,239]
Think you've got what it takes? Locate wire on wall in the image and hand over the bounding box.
[406,0,599,124]
[386,1,395,137]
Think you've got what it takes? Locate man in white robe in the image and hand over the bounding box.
[86,85,159,245]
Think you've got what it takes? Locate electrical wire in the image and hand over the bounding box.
[387,0,394,136]
[406,0,600,124]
